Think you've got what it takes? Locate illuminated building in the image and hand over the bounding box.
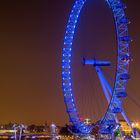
[120,120,132,135]
[84,118,92,125]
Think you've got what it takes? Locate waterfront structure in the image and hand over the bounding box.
[62,0,131,136]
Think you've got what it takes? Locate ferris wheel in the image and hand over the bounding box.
[62,0,131,135]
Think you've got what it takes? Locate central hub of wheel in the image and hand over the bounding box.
[83,58,111,66]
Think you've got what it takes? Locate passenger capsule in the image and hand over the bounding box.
[112,107,122,113]
[116,92,127,98]
[120,73,130,80]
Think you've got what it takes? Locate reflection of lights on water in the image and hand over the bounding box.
[32,136,36,139]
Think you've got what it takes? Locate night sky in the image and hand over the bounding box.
[0,0,140,126]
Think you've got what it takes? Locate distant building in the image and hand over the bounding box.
[84,118,92,125]
[120,120,132,135]
[50,123,57,134]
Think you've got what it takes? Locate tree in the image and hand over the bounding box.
[59,126,72,136]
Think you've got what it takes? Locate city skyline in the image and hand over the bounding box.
[0,0,140,126]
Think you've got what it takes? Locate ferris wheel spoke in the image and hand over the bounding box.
[95,66,113,96]
[121,109,131,127]
[96,66,131,126]
[95,66,111,104]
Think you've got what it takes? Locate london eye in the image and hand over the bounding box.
[62,0,131,135]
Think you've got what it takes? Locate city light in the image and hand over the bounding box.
[132,122,140,128]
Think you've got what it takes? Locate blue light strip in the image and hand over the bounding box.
[100,0,130,134]
[62,0,91,134]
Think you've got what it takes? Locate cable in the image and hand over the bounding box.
[128,95,140,109]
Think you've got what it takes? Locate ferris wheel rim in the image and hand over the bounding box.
[62,0,130,134]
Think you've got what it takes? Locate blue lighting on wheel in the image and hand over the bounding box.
[62,0,130,135]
